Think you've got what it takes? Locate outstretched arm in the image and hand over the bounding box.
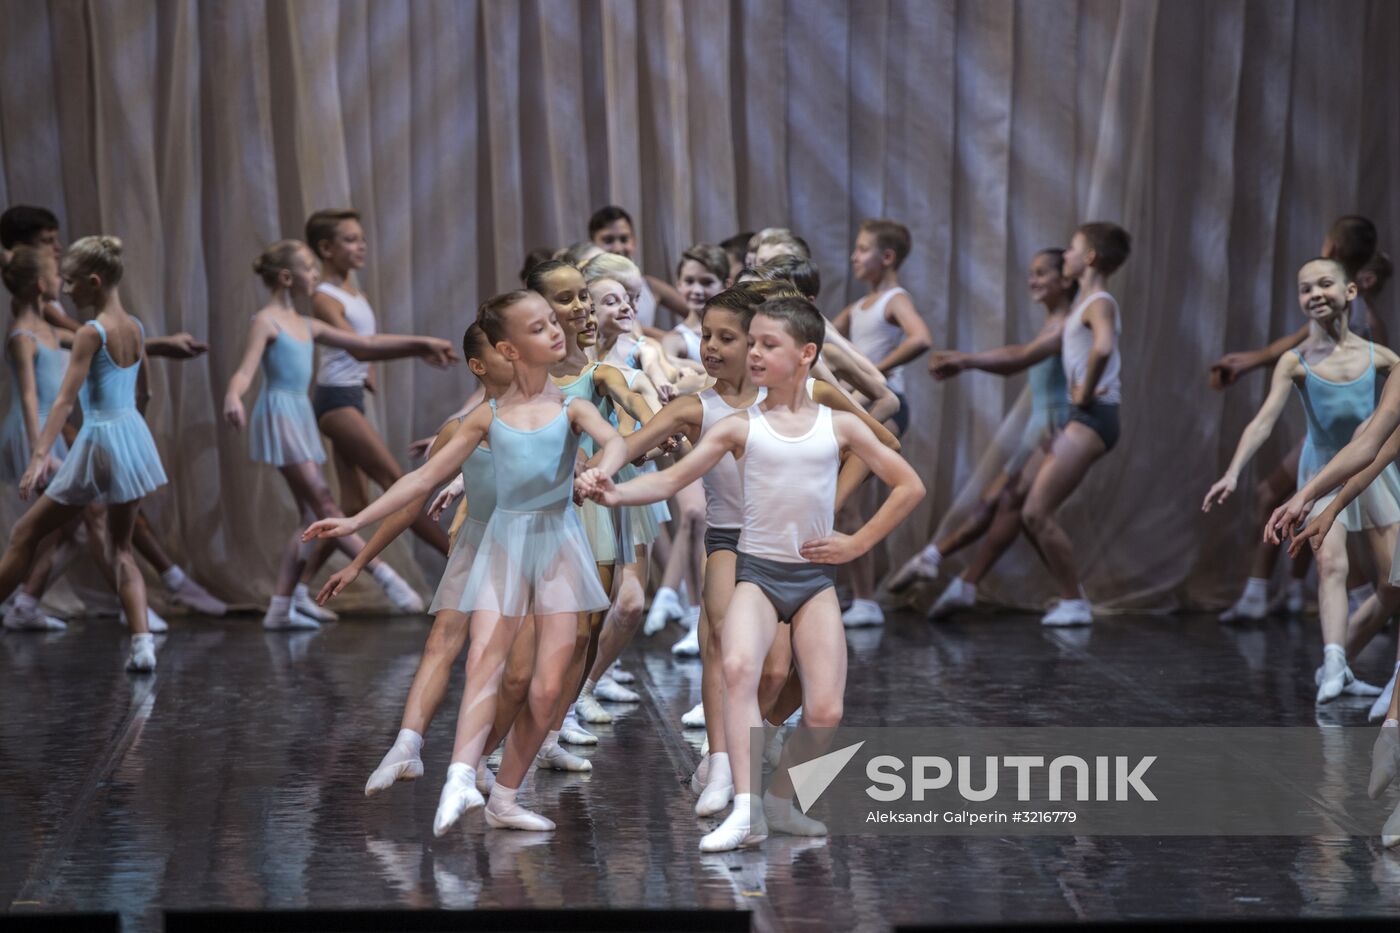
[616,395,702,462]
[593,362,657,426]
[305,406,490,538]
[929,319,1063,379]
[145,332,210,359]
[801,413,925,563]
[1202,353,1299,511]
[581,415,746,506]
[309,318,457,366]
[1280,423,1400,555]
[571,400,630,480]
[1209,324,1309,389]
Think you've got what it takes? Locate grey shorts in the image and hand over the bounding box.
[1068,401,1120,452]
[312,383,365,419]
[704,526,741,557]
[735,551,837,623]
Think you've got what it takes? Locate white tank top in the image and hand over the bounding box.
[738,404,839,562]
[849,286,909,394]
[634,278,658,329]
[673,323,702,360]
[1061,290,1121,405]
[315,282,377,387]
[699,387,761,528]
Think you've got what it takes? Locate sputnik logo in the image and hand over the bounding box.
[788,741,865,813]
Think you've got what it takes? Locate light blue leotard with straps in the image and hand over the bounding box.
[249,316,325,466]
[1006,353,1072,475]
[452,396,610,616]
[46,319,167,505]
[1293,342,1400,533]
[0,328,69,483]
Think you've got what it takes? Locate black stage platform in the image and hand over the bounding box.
[4,609,1400,931]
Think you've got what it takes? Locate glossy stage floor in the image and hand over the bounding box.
[4,605,1400,932]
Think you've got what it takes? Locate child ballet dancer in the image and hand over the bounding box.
[617,286,903,818]
[223,241,454,628]
[295,208,458,621]
[0,206,226,620]
[0,237,165,669]
[832,219,933,628]
[583,251,704,399]
[580,296,925,852]
[307,290,627,834]
[1,246,72,630]
[1002,222,1131,627]
[313,323,512,796]
[662,245,730,363]
[889,248,1076,617]
[1205,257,1400,703]
[1209,216,1382,621]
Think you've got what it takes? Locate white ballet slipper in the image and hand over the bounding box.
[886,551,941,593]
[484,798,556,832]
[126,633,156,673]
[365,735,425,797]
[681,702,706,729]
[1370,664,1400,723]
[534,741,592,772]
[433,763,485,837]
[1041,599,1093,627]
[559,712,598,746]
[763,791,827,836]
[168,576,227,616]
[926,578,976,620]
[1370,725,1400,800]
[293,584,338,622]
[841,599,884,629]
[607,661,635,684]
[699,802,767,853]
[594,676,640,703]
[575,692,613,724]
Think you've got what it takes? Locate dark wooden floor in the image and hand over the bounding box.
[4,607,1400,932]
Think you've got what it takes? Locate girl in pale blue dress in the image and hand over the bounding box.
[306,290,628,836]
[224,240,456,630]
[0,237,162,670]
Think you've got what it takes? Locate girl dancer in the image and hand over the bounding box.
[223,241,454,628]
[580,296,924,852]
[297,209,456,620]
[1015,222,1131,626]
[315,323,515,796]
[1205,257,1400,702]
[662,245,730,363]
[0,237,164,670]
[583,251,700,399]
[889,248,1076,616]
[308,290,627,834]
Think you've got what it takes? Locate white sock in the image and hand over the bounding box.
[1242,577,1268,602]
[492,783,519,809]
[266,595,292,619]
[920,543,942,564]
[14,592,37,613]
[293,583,312,601]
[370,563,400,586]
[161,565,188,590]
[582,679,597,697]
[1325,642,1347,658]
[544,729,562,747]
[1385,720,1399,728]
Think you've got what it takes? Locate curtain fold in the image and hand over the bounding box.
[1,0,1394,612]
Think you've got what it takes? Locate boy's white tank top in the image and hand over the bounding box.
[315,282,377,387]
[738,403,839,563]
[849,287,909,394]
[1061,290,1121,405]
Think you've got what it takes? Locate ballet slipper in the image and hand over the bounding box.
[433,763,485,837]
[763,791,828,836]
[1370,726,1400,800]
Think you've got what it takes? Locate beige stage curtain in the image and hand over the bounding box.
[1,0,1397,612]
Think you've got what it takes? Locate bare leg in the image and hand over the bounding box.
[933,473,1011,560]
[495,612,580,788]
[0,497,83,604]
[700,549,738,756]
[585,552,647,681]
[961,463,1037,586]
[768,589,846,802]
[1020,422,1108,600]
[660,482,705,595]
[759,624,793,715]
[106,502,150,636]
[720,585,781,801]
[131,510,173,574]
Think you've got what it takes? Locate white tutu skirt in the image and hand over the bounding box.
[452,507,611,616]
[46,411,167,505]
[1301,442,1400,533]
[428,518,488,614]
[250,388,325,466]
[615,463,660,557]
[0,407,66,484]
[578,498,616,565]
